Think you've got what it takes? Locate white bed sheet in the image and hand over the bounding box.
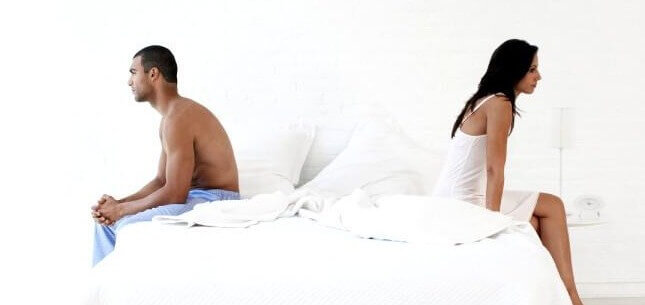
[84,217,571,305]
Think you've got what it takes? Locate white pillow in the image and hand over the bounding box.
[300,120,443,198]
[227,122,315,198]
[297,119,356,186]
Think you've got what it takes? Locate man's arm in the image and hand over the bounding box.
[91,150,168,225]
[117,150,167,203]
[116,116,195,218]
[485,98,512,212]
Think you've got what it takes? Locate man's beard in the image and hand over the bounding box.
[134,92,146,102]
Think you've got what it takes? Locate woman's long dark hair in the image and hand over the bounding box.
[451,39,538,138]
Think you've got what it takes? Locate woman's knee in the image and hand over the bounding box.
[535,192,566,218]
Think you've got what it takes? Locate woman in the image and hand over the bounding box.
[433,39,583,305]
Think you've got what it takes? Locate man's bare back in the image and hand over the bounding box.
[161,97,238,192]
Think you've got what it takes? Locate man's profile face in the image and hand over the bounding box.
[128,56,151,102]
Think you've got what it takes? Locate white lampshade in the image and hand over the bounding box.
[550,107,575,149]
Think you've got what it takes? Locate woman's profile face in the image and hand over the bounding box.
[515,54,541,94]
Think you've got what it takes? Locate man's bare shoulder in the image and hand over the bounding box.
[161,99,195,134]
[164,98,220,134]
[171,98,216,120]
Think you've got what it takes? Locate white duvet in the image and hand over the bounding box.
[152,189,515,245]
[84,191,572,305]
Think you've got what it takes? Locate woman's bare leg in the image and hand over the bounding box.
[533,193,583,305]
[530,216,540,236]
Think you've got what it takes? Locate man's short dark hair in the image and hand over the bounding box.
[133,45,178,83]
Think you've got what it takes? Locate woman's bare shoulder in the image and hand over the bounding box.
[485,95,512,117]
[489,94,511,105]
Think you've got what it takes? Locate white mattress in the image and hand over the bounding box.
[84,217,571,305]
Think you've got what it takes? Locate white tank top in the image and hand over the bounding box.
[433,93,503,206]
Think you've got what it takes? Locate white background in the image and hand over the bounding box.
[0,0,643,303]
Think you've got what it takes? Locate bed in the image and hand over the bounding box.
[83,119,572,305]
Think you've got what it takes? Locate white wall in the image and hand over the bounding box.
[1,0,643,303]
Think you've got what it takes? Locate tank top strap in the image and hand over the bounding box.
[460,93,505,125]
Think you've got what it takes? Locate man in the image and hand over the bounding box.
[91,45,239,266]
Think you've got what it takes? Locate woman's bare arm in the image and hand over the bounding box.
[485,98,513,211]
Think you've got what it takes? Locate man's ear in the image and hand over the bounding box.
[149,67,160,81]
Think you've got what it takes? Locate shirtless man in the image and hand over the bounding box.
[91,45,239,266]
